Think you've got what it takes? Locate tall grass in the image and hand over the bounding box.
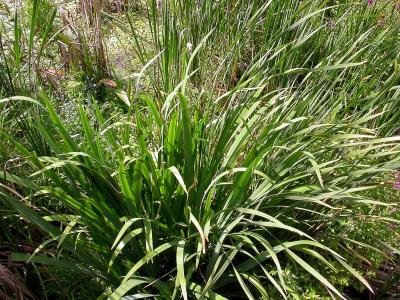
[1,0,400,299]
[58,0,110,83]
[2,84,399,299]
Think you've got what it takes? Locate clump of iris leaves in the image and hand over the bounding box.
[0,0,400,299]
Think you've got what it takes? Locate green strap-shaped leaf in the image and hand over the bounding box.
[285,249,345,299]
[108,278,148,300]
[122,241,179,284]
[176,240,188,300]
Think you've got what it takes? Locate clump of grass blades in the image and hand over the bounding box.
[1,0,400,299]
[58,0,110,83]
[0,0,57,97]
[1,69,400,299]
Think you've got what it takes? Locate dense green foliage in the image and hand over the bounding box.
[1,0,400,299]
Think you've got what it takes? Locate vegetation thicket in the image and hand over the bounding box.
[0,0,400,299]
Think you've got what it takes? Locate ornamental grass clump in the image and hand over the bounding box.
[0,0,400,299]
[1,69,400,299]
